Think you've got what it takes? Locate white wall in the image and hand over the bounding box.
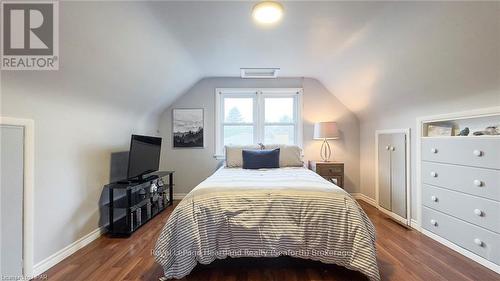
[359,90,500,219]
[343,2,500,222]
[0,80,158,264]
[158,77,360,195]
[0,0,200,266]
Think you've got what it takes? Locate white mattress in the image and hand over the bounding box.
[193,166,346,195]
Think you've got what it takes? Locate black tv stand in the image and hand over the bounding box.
[106,171,174,237]
[116,179,131,184]
[116,174,159,184]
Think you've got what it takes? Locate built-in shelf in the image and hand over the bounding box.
[421,135,500,139]
[422,113,500,137]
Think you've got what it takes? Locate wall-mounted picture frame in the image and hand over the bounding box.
[172,108,204,148]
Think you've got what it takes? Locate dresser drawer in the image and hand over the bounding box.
[423,184,500,233]
[423,207,500,264]
[422,162,500,201]
[317,165,343,176]
[422,138,500,169]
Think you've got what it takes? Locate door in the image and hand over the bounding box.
[0,125,24,276]
[390,133,407,219]
[378,134,392,211]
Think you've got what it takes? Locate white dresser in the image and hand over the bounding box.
[418,109,500,273]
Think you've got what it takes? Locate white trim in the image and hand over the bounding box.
[374,128,411,226]
[296,89,303,148]
[416,106,500,125]
[0,117,35,277]
[215,88,222,157]
[350,193,376,207]
[352,192,422,230]
[214,88,303,158]
[173,193,187,200]
[377,205,409,226]
[421,229,500,274]
[410,219,421,231]
[421,135,499,139]
[416,119,423,229]
[32,227,105,276]
[352,192,411,227]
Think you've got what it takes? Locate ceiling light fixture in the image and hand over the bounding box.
[252,1,284,25]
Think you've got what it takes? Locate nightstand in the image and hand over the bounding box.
[308,161,344,188]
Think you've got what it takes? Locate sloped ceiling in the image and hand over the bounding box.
[1,1,202,118]
[3,1,498,120]
[145,0,499,119]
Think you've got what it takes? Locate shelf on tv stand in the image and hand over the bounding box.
[106,171,174,237]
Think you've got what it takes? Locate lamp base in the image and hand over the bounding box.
[320,139,332,162]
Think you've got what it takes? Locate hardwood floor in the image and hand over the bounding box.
[42,200,500,281]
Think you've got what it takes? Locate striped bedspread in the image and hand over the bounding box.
[153,167,380,281]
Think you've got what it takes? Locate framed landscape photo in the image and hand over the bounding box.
[172,108,204,148]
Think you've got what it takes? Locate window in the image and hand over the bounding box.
[223,96,255,146]
[215,88,303,157]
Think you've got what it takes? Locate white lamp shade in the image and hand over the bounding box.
[313,122,339,140]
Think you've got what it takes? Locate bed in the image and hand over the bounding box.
[153,166,380,281]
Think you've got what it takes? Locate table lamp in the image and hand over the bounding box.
[313,122,339,162]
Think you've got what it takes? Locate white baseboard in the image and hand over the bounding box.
[422,229,500,274]
[33,226,105,276]
[351,193,422,229]
[173,193,187,200]
[350,193,377,207]
[410,219,421,231]
[33,193,184,276]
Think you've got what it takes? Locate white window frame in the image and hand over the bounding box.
[215,88,303,159]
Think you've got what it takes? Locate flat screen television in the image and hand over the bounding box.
[127,134,162,180]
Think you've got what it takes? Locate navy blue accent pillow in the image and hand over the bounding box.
[242,148,280,169]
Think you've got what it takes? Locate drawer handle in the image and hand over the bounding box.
[474,238,484,247]
[386,145,390,150]
[390,146,395,151]
[431,148,438,154]
[473,150,483,157]
[430,219,438,226]
[430,171,438,177]
[430,195,438,202]
[473,209,483,216]
[473,180,483,187]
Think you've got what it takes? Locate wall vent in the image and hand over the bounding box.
[240,68,280,79]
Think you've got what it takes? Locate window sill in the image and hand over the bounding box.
[214,154,225,160]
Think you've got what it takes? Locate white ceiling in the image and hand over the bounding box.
[4,1,498,119]
[146,1,500,118]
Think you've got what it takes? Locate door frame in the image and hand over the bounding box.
[0,117,34,277]
[375,128,411,226]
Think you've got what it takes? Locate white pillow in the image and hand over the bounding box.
[263,144,304,167]
[225,145,261,167]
